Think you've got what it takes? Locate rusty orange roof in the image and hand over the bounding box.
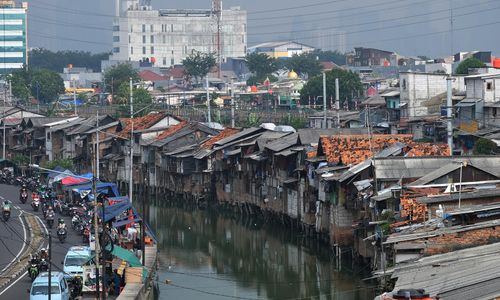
[117,112,166,138]
[201,128,240,149]
[155,120,189,141]
[320,134,413,165]
[406,143,451,157]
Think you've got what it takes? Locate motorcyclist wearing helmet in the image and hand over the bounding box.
[58,218,66,230]
[39,248,48,260]
[2,200,11,211]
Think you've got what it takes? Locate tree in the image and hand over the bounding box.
[8,67,31,103]
[285,53,322,77]
[455,57,486,75]
[116,82,153,117]
[300,69,362,108]
[310,50,346,66]
[30,69,65,103]
[245,52,280,78]
[473,138,497,155]
[29,48,110,72]
[182,51,216,84]
[104,63,140,98]
[44,158,73,171]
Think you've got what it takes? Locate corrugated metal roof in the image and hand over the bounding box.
[265,132,298,152]
[408,163,461,186]
[390,242,500,299]
[416,188,500,204]
[374,156,500,180]
[214,127,263,146]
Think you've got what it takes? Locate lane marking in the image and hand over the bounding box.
[0,210,26,274]
[0,271,27,296]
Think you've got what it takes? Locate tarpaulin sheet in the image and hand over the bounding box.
[47,166,65,178]
[53,170,74,182]
[113,217,142,228]
[62,176,89,185]
[100,201,132,222]
[70,182,120,198]
[111,245,142,267]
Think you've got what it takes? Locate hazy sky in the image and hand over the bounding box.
[28,0,500,57]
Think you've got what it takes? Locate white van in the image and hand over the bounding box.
[29,272,70,300]
[63,246,92,278]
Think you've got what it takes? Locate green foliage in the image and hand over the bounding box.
[281,114,307,129]
[245,52,280,78]
[104,63,140,98]
[9,67,64,104]
[44,158,73,171]
[30,69,66,103]
[285,53,322,77]
[300,69,362,107]
[116,83,153,117]
[310,49,346,66]
[455,57,486,75]
[473,138,497,155]
[11,154,29,166]
[8,67,31,103]
[245,112,261,127]
[29,48,109,72]
[182,51,216,84]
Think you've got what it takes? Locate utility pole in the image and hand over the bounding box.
[446,77,453,155]
[322,72,327,128]
[47,231,52,300]
[73,79,78,116]
[129,77,134,204]
[335,78,340,128]
[92,145,101,299]
[230,79,235,127]
[2,83,5,160]
[206,76,211,123]
[96,111,100,180]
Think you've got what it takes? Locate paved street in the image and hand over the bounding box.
[0,183,90,299]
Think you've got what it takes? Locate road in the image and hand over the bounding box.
[0,183,89,298]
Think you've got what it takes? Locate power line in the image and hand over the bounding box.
[27,0,495,39]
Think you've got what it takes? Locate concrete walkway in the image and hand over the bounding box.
[117,244,158,300]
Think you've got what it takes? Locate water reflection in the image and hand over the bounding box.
[148,204,375,300]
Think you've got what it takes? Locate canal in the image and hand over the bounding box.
[147,203,376,300]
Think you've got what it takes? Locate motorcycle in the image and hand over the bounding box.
[83,225,90,243]
[31,198,40,212]
[38,258,48,272]
[57,227,67,243]
[2,206,10,221]
[20,190,28,204]
[46,212,54,228]
[28,262,39,281]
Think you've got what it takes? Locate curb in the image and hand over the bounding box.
[0,212,44,291]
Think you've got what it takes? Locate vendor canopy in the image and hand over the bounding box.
[66,182,120,198]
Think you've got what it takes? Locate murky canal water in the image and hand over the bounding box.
[147,204,376,300]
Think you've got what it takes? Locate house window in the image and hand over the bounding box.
[113,47,120,53]
[151,46,154,54]
[142,35,146,44]
[163,57,166,65]
[113,36,120,42]
[150,24,154,32]
[402,79,407,90]
[142,24,146,32]
[130,25,133,32]
[113,25,120,31]
[131,47,133,54]
[142,47,146,54]
[150,35,154,43]
[493,108,498,117]
[487,82,493,91]
[171,58,174,65]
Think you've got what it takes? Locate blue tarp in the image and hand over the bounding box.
[100,201,133,222]
[70,182,120,198]
[108,196,129,203]
[47,166,66,178]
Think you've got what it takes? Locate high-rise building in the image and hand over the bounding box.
[111,0,246,68]
[0,1,27,75]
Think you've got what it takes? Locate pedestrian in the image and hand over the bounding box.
[113,269,121,295]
